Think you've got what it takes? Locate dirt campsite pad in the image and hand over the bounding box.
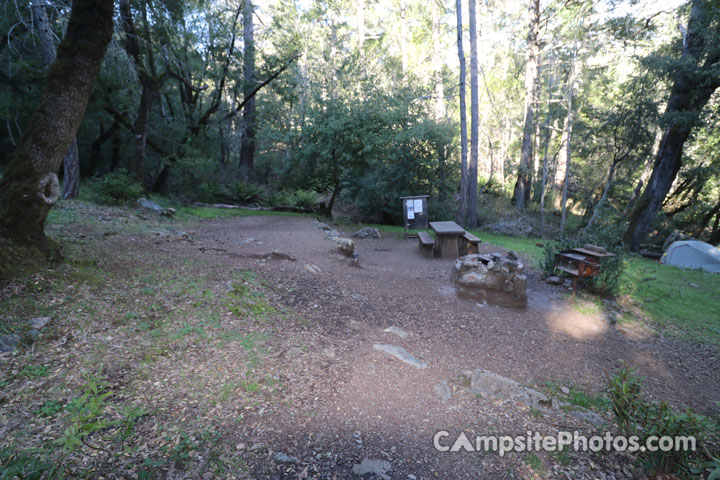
[1,203,718,479]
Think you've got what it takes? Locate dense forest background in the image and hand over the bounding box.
[1,0,719,250]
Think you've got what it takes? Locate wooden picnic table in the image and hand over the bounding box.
[429,221,466,258]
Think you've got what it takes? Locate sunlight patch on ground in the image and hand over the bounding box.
[543,304,609,341]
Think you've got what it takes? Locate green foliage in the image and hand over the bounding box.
[232,182,266,204]
[0,448,53,480]
[287,89,455,222]
[606,365,719,477]
[18,365,49,379]
[57,375,115,453]
[34,400,64,417]
[607,364,644,436]
[93,170,143,205]
[542,216,628,295]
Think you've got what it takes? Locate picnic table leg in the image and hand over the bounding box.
[572,277,577,303]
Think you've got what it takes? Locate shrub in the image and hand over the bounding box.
[194,182,234,204]
[232,182,265,205]
[606,365,719,477]
[292,189,319,210]
[542,215,627,295]
[95,169,143,204]
[265,190,294,208]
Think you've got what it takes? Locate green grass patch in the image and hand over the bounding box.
[619,257,720,345]
[468,230,544,265]
[524,453,546,475]
[542,381,610,413]
[175,205,308,221]
[18,365,50,379]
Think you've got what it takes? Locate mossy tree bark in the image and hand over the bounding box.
[0,0,114,249]
[31,0,82,200]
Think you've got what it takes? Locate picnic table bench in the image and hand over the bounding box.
[417,231,435,258]
[459,231,481,256]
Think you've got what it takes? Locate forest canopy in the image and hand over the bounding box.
[1,0,719,253]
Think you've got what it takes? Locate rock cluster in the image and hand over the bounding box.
[314,219,356,257]
[352,227,382,240]
[452,253,527,308]
[486,218,534,237]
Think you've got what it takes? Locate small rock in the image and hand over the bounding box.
[29,316,51,330]
[352,458,391,479]
[274,452,299,464]
[546,276,563,285]
[384,326,409,339]
[335,237,355,257]
[284,347,303,359]
[0,333,20,353]
[373,344,427,369]
[560,386,570,395]
[408,475,417,480]
[434,380,452,402]
[314,219,330,230]
[689,283,699,288]
[137,197,164,213]
[325,230,341,239]
[249,443,265,452]
[320,348,335,358]
[353,227,382,240]
[303,264,321,274]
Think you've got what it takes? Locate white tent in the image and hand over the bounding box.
[661,240,720,273]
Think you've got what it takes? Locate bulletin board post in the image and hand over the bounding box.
[400,195,429,238]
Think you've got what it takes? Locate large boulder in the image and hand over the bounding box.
[352,227,382,240]
[452,254,527,308]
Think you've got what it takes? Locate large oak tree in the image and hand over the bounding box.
[624,0,720,250]
[0,0,114,273]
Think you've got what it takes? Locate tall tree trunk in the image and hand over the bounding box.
[455,0,468,226]
[61,139,80,199]
[88,121,118,175]
[539,66,555,236]
[624,0,720,250]
[512,0,540,211]
[553,112,570,208]
[31,0,81,200]
[498,118,510,186]
[132,81,155,190]
[466,0,479,228]
[559,26,582,236]
[432,1,445,120]
[240,0,256,180]
[0,0,113,252]
[622,129,661,218]
[111,129,121,172]
[559,70,578,235]
[119,0,158,191]
[709,213,720,246]
[692,195,720,238]
[582,159,619,235]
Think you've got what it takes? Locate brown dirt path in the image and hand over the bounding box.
[179,214,719,479]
